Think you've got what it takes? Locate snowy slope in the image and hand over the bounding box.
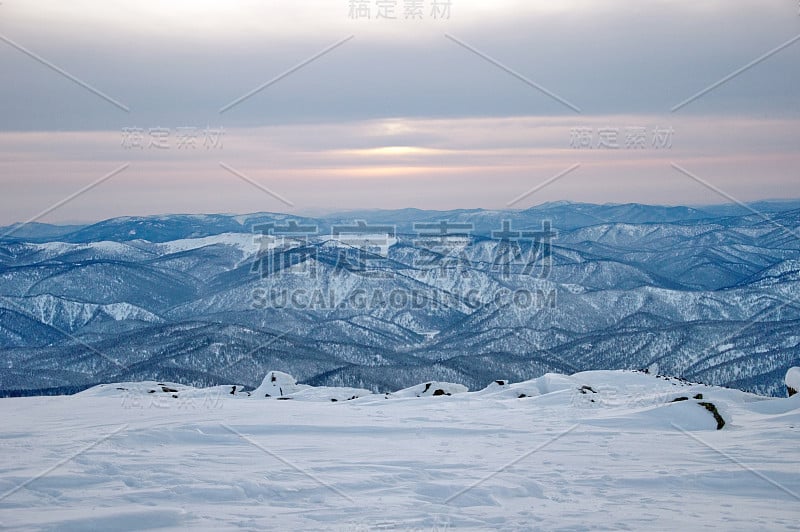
[0,370,798,530]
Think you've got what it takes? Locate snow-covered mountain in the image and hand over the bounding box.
[1,202,799,396]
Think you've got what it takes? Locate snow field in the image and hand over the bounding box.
[0,370,798,530]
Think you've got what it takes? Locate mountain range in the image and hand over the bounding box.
[1,200,799,397]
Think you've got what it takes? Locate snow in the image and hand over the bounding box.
[24,235,259,261]
[251,370,304,398]
[156,233,260,256]
[32,241,133,255]
[327,232,398,257]
[391,381,469,398]
[1,370,799,530]
[787,367,800,394]
[247,371,370,402]
[12,294,163,328]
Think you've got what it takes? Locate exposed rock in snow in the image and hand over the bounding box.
[73,369,796,422]
[293,386,372,402]
[390,381,469,398]
[251,371,372,402]
[786,367,800,397]
[697,401,726,430]
[252,371,304,398]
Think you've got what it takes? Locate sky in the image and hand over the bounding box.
[0,0,799,224]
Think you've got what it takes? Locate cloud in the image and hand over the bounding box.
[1,1,798,221]
[0,0,798,132]
[0,114,798,223]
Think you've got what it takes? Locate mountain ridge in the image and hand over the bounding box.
[1,201,798,396]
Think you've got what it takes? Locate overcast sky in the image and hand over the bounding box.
[1,0,798,224]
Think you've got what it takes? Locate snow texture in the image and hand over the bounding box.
[1,370,799,530]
